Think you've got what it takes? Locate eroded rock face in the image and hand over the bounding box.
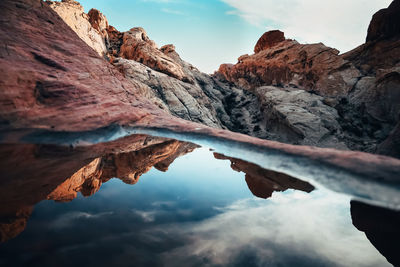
[214,0,400,155]
[118,27,192,82]
[254,30,286,53]
[47,0,108,57]
[366,0,400,42]
[254,86,347,148]
[216,38,360,96]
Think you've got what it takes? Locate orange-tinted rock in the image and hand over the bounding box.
[0,0,399,203]
[254,30,286,53]
[118,27,192,82]
[47,0,108,56]
[216,39,360,96]
[0,206,32,243]
[0,136,197,241]
[47,140,198,201]
[88,8,108,33]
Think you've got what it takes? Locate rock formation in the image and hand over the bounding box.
[254,30,286,53]
[0,0,399,218]
[214,153,314,199]
[366,0,400,42]
[0,136,198,242]
[351,200,400,267]
[48,140,198,201]
[47,0,108,57]
[215,1,400,155]
[216,35,360,96]
[42,0,400,154]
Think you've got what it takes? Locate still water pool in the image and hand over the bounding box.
[0,135,398,267]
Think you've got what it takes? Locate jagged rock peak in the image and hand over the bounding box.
[254,30,286,53]
[160,44,176,54]
[47,0,108,56]
[366,0,400,42]
[88,8,108,33]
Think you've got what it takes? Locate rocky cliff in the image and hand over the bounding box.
[41,0,400,154]
[215,2,400,155]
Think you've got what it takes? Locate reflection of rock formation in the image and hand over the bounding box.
[350,200,400,267]
[0,207,32,243]
[48,140,198,202]
[214,153,314,199]
[0,136,197,242]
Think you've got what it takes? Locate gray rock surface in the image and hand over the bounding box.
[46,0,399,156]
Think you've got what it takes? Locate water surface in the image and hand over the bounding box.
[0,134,398,267]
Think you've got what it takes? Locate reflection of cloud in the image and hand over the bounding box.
[133,210,157,222]
[151,201,176,208]
[14,191,390,266]
[221,0,392,53]
[50,211,113,229]
[159,190,390,266]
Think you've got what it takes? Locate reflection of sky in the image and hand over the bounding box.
[0,148,390,267]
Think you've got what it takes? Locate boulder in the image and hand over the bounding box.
[254,30,286,53]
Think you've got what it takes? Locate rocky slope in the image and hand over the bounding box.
[215,1,400,155]
[43,0,399,154]
[3,0,399,178]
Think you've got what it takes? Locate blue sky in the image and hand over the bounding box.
[76,0,392,73]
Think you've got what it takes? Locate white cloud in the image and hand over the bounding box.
[221,0,392,53]
[161,8,184,15]
[159,191,390,266]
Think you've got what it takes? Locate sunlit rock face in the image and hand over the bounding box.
[215,0,400,155]
[216,35,360,97]
[47,0,108,57]
[42,0,268,134]
[41,0,400,154]
[213,153,314,199]
[351,200,400,267]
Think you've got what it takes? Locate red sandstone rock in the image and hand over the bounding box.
[118,27,192,82]
[366,0,400,42]
[254,30,286,53]
[0,0,399,203]
[217,39,360,96]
